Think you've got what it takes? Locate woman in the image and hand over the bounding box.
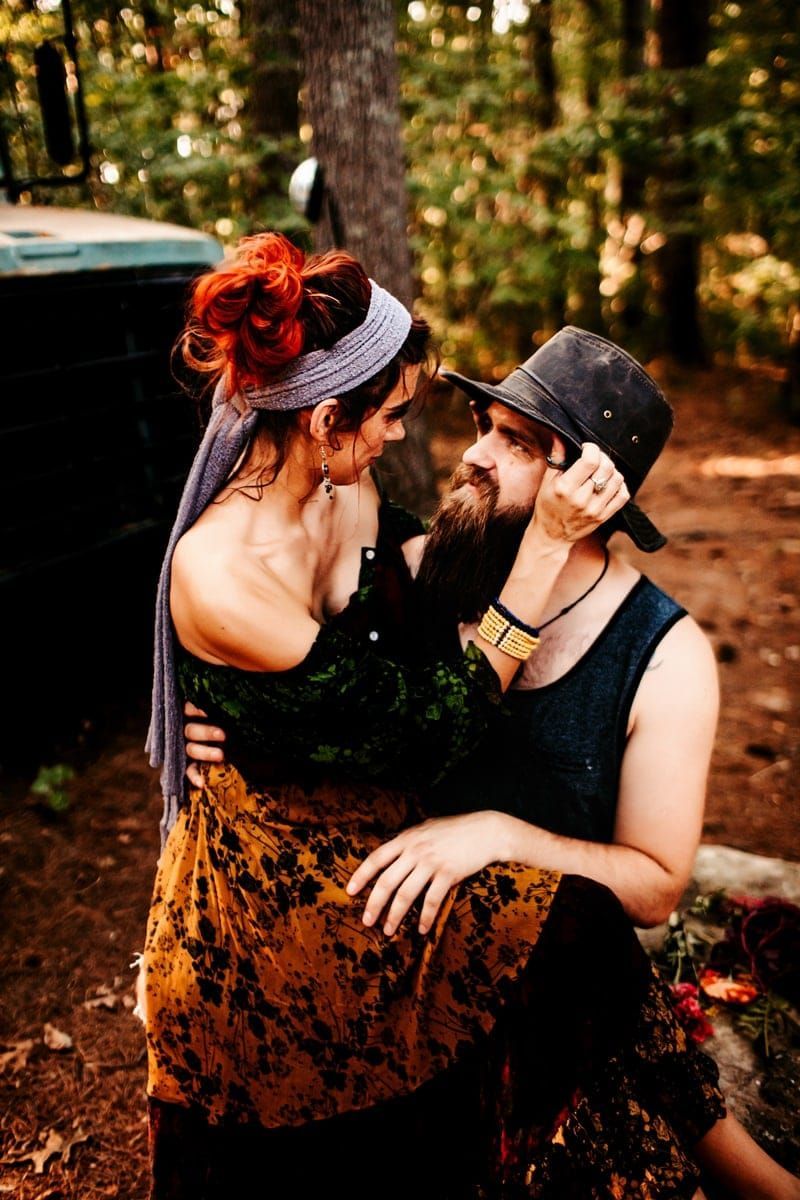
[143,233,724,1198]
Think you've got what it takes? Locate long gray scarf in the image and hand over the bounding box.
[146,282,412,848]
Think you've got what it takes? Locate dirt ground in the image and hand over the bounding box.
[1,364,798,1198]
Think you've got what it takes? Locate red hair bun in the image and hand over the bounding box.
[190,233,306,390]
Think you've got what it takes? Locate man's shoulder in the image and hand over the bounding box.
[596,564,687,661]
[626,572,686,622]
[630,610,719,728]
[643,609,713,666]
[619,570,713,681]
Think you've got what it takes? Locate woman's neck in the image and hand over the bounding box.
[223,432,326,522]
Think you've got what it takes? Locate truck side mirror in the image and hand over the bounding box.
[34,40,76,166]
[289,157,324,223]
[288,157,344,248]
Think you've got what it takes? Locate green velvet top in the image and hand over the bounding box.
[177,494,504,791]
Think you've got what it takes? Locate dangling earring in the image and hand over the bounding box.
[320,445,334,500]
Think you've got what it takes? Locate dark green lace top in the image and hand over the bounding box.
[177,495,504,791]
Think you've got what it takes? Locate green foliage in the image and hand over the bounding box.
[1,0,303,240]
[734,993,800,1059]
[658,908,717,985]
[30,764,76,814]
[399,4,605,373]
[3,0,800,371]
[398,1,800,371]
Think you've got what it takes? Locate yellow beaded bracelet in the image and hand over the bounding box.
[477,604,541,660]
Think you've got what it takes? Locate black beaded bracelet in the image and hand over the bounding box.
[491,596,541,638]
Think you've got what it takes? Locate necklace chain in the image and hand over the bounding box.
[537,547,610,632]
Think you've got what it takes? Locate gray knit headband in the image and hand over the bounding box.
[242,281,412,410]
[146,280,413,846]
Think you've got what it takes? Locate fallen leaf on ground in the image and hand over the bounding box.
[29,1128,63,1174]
[0,1038,34,1073]
[83,984,118,1011]
[43,1023,73,1051]
[116,817,141,831]
[83,994,118,1010]
[7,1126,91,1174]
[61,1127,89,1166]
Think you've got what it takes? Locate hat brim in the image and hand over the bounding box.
[441,367,586,450]
[441,367,668,553]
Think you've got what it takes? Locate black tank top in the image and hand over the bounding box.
[430,577,686,843]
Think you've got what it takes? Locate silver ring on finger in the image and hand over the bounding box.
[592,475,612,494]
[546,453,569,470]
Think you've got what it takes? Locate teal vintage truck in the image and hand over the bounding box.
[1,0,223,757]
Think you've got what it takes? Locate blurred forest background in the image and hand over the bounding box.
[3,0,800,400]
[3,5,800,1195]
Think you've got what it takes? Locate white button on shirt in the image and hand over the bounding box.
[365,549,376,561]
[369,631,379,642]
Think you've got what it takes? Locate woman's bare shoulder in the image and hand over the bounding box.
[170,531,319,672]
[172,520,235,584]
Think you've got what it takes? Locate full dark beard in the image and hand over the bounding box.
[416,463,534,644]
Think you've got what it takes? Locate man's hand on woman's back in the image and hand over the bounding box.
[184,701,226,786]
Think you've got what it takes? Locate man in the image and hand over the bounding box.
[183,326,800,1199]
[345,324,717,933]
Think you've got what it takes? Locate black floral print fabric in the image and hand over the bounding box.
[144,761,561,1127]
[147,877,725,1200]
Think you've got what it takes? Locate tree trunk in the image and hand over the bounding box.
[576,0,605,334]
[249,0,299,145]
[529,0,558,132]
[525,0,565,333]
[297,0,435,512]
[247,0,299,224]
[785,306,800,423]
[651,0,709,364]
[621,0,646,79]
[617,0,647,336]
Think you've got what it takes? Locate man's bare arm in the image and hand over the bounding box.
[491,616,718,927]
[347,616,718,933]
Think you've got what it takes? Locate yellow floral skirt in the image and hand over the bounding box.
[143,762,561,1128]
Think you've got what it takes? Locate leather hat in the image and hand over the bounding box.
[441,326,673,552]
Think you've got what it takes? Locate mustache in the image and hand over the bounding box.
[448,462,496,498]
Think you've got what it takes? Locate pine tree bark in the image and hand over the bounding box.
[651,0,709,364]
[576,0,605,334]
[525,0,565,334]
[249,0,299,145]
[297,0,435,512]
[529,0,557,132]
[618,0,647,336]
